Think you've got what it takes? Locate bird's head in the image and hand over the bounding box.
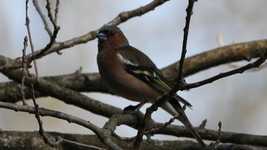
[96,25,129,50]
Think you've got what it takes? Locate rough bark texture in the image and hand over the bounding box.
[0,131,265,150]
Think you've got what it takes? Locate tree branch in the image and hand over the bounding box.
[1,39,266,102]
[177,0,197,83]
[162,39,267,82]
[1,54,267,146]
[0,131,265,150]
[0,101,124,150]
[181,56,267,90]
[0,55,122,118]
[32,0,53,37]
[27,0,171,61]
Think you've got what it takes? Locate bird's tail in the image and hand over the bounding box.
[162,97,206,147]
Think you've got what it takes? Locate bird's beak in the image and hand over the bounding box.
[96,32,107,41]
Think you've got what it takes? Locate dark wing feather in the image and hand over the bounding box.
[118,46,158,69]
[118,46,192,107]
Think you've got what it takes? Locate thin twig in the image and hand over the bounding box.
[54,0,60,25]
[134,95,168,148]
[25,0,52,146]
[46,0,56,28]
[27,0,171,61]
[32,0,53,37]
[30,0,60,61]
[20,36,28,105]
[151,0,205,146]
[30,83,56,146]
[25,0,38,78]
[176,0,197,85]
[144,114,178,134]
[40,27,60,56]
[0,101,123,149]
[216,121,222,144]
[181,57,267,90]
[0,101,102,138]
[134,1,198,142]
[198,119,207,129]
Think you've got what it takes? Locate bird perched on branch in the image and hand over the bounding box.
[96,25,205,146]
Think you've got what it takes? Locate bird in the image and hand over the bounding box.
[96,25,205,146]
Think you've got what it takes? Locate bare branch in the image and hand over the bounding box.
[0,55,122,117]
[1,39,267,106]
[25,0,38,77]
[1,54,267,146]
[27,0,171,61]
[181,57,267,90]
[162,39,267,82]
[25,0,52,145]
[32,0,53,37]
[134,95,171,148]
[45,0,56,29]
[30,83,57,146]
[54,0,60,25]
[0,101,102,139]
[31,0,61,61]
[0,101,123,149]
[176,0,197,84]
[20,36,28,105]
[0,130,266,150]
[109,0,170,25]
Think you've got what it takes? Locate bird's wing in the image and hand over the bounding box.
[117,46,158,69]
[117,46,192,107]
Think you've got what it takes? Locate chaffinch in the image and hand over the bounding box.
[96,25,205,146]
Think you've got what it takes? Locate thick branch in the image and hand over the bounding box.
[0,72,108,102]
[162,39,267,82]
[0,131,265,150]
[0,55,122,118]
[1,39,267,102]
[1,42,267,146]
[155,124,267,147]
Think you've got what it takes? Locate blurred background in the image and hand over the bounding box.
[0,0,266,139]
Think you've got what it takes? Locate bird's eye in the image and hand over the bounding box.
[96,28,114,40]
[97,31,108,40]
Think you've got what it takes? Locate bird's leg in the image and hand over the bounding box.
[123,101,145,113]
